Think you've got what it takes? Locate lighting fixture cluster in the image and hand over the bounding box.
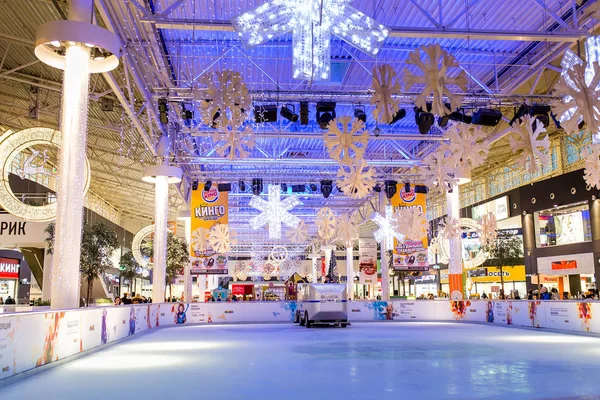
[232,0,389,81]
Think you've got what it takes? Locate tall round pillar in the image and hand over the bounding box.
[346,246,354,300]
[446,184,463,299]
[379,192,391,301]
[177,210,192,303]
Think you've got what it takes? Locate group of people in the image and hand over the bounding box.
[207,293,241,302]
[114,293,152,305]
[0,296,15,304]
[527,287,598,300]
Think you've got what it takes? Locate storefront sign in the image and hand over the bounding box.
[0,258,19,279]
[190,186,229,275]
[537,252,595,276]
[415,274,437,284]
[551,260,577,270]
[469,266,526,283]
[391,185,428,271]
[0,214,49,247]
[472,196,509,221]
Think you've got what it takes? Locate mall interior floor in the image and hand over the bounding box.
[1,322,599,399]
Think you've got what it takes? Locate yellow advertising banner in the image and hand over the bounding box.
[190,185,229,275]
[468,265,526,283]
[390,184,428,271]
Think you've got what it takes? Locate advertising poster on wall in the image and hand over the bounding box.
[555,212,585,245]
[390,184,428,271]
[190,185,229,275]
[358,238,377,284]
[0,315,16,379]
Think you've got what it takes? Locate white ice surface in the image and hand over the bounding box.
[2,322,600,400]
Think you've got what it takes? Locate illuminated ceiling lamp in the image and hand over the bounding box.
[142,136,183,185]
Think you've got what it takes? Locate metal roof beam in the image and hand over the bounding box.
[138,18,586,42]
[180,157,421,167]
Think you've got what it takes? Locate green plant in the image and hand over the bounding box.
[95,298,113,304]
[483,235,523,294]
[165,232,189,301]
[33,299,51,306]
[119,250,140,288]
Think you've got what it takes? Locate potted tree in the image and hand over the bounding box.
[484,235,523,296]
[119,250,140,298]
[165,232,189,302]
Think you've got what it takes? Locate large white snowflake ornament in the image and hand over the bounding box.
[392,207,428,241]
[371,64,401,124]
[446,123,489,172]
[317,207,337,244]
[324,116,369,165]
[403,44,468,116]
[552,37,600,138]
[198,70,251,128]
[336,159,376,199]
[508,114,550,174]
[208,223,235,254]
[583,145,600,189]
[249,185,302,240]
[336,213,359,248]
[439,217,462,240]
[372,205,404,249]
[285,219,309,243]
[212,111,255,160]
[476,212,498,247]
[422,147,459,193]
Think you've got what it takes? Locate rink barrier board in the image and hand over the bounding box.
[0,300,597,381]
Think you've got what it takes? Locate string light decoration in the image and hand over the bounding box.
[371,64,401,124]
[132,225,156,267]
[249,184,302,239]
[0,127,91,222]
[336,159,376,199]
[372,205,404,249]
[198,70,251,128]
[232,0,389,81]
[324,116,369,165]
[317,207,337,244]
[552,36,600,139]
[403,43,468,116]
[508,115,550,174]
[476,212,498,247]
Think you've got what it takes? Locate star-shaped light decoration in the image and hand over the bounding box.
[371,205,404,249]
[232,0,389,81]
[249,184,302,239]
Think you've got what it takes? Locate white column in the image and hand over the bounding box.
[42,251,53,302]
[379,192,390,301]
[50,42,91,310]
[446,183,463,299]
[153,176,169,303]
[183,215,192,303]
[346,246,353,300]
[198,275,206,302]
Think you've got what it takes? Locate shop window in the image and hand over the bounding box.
[534,201,592,248]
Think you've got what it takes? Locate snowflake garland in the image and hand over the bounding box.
[422,147,459,193]
[212,110,255,160]
[285,220,309,243]
[336,213,359,248]
[317,207,337,244]
[403,44,468,116]
[208,223,235,254]
[371,64,401,124]
[583,145,600,189]
[446,123,489,173]
[392,207,428,241]
[439,217,462,240]
[476,212,498,247]
[336,159,376,199]
[508,114,550,174]
[324,116,369,165]
[198,70,251,128]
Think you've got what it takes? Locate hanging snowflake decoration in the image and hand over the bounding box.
[324,116,369,165]
[336,213,359,248]
[198,70,251,128]
[392,207,428,241]
[422,147,459,193]
[372,205,404,249]
[285,219,309,243]
[582,145,600,189]
[336,159,376,199]
[249,184,302,239]
[371,64,401,124]
[212,111,255,160]
[208,223,234,254]
[446,123,489,173]
[403,43,468,116]
[476,212,498,247]
[439,217,462,240]
[508,115,550,174]
[552,38,600,138]
[317,207,337,244]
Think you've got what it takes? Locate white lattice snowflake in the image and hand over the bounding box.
[446,123,489,172]
[212,111,255,160]
[403,44,468,116]
[324,116,369,165]
[208,223,234,254]
[508,115,550,174]
[476,212,498,246]
[552,55,600,137]
[583,145,600,189]
[317,207,337,244]
[336,159,376,199]
[336,213,359,248]
[440,217,462,240]
[392,207,428,241]
[422,147,459,193]
[198,70,251,128]
[285,220,309,243]
[371,64,401,124]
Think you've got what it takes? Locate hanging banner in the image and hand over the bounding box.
[359,238,377,284]
[190,185,229,275]
[391,184,428,271]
